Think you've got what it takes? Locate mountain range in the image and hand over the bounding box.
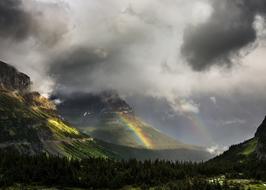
[0,61,116,159]
[0,61,211,161]
[53,91,200,150]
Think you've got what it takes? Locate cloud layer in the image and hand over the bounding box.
[0,0,69,95]
[0,0,69,44]
[181,0,266,71]
[0,0,31,40]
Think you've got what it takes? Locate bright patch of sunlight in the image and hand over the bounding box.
[48,118,79,135]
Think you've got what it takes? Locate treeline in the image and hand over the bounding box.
[0,150,264,189]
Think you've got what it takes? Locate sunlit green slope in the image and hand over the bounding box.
[0,89,116,159]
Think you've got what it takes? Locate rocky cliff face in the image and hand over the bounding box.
[24,91,56,111]
[0,61,31,92]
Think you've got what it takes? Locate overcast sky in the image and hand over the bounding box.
[1,0,266,150]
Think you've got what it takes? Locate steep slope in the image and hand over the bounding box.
[211,116,266,163]
[53,92,212,160]
[0,61,115,159]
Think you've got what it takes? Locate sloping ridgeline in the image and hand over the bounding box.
[211,116,266,163]
[0,60,211,161]
[0,61,116,159]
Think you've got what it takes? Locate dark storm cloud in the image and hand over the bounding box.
[0,0,69,46]
[181,0,266,71]
[0,0,31,40]
[49,47,108,90]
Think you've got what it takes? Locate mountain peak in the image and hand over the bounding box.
[0,61,31,92]
[255,116,266,138]
[55,92,198,150]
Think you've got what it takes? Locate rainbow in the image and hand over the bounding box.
[187,114,212,142]
[117,112,154,149]
[173,98,213,144]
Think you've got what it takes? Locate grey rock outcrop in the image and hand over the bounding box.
[0,61,31,91]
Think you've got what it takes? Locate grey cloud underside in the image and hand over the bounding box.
[49,47,123,93]
[181,0,266,71]
[0,0,68,46]
[0,0,31,40]
[50,48,105,88]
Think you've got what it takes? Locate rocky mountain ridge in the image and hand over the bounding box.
[0,61,115,158]
[0,61,31,92]
[0,60,211,161]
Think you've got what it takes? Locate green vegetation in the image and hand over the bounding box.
[228,179,266,190]
[4,181,266,190]
[60,140,116,159]
[0,90,78,141]
[241,138,258,156]
[48,118,80,136]
[0,89,114,159]
[212,138,259,164]
[0,150,265,189]
[81,112,192,150]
